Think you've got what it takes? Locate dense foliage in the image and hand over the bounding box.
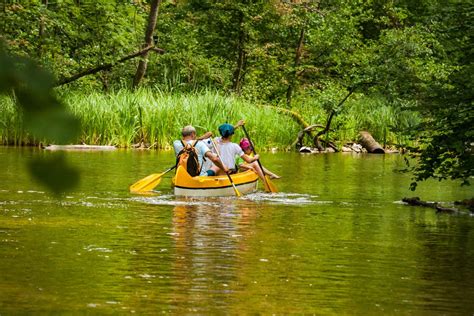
[0,0,472,188]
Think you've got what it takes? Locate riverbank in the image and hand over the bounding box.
[0,89,418,150]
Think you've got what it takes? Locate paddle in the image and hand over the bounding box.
[129,165,176,193]
[241,125,278,193]
[210,138,242,197]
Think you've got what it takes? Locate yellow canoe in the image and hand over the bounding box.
[172,165,259,197]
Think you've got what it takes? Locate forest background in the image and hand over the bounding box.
[0,0,472,190]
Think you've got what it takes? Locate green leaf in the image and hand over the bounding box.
[28,154,80,195]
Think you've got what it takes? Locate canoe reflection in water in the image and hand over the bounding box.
[171,202,258,304]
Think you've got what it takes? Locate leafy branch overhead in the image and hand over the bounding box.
[0,45,80,194]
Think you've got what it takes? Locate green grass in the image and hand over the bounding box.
[0,97,31,146]
[0,88,420,150]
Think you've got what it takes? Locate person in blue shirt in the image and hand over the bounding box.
[173,125,228,176]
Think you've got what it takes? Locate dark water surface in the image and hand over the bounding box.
[1,147,473,314]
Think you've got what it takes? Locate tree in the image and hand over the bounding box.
[407,2,473,189]
[344,0,473,189]
[180,0,284,95]
[1,1,147,89]
[133,0,162,88]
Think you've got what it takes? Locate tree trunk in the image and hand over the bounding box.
[286,27,305,107]
[100,71,110,92]
[37,0,48,58]
[232,11,246,94]
[262,105,311,128]
[293,124,324,148]
[359,131,385,153]
[132,0,162,88]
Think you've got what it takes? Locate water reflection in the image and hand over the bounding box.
[169,201,258,313]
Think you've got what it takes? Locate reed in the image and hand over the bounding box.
[62,89,301,149]
[346,97,420,148]
[0,96,30,146]
[0,89,419,150]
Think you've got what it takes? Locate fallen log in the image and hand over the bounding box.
[402,197,458,214]
[261,105,311,129]
[454,199,474,213]
[44,145,116,151]
[359,131,385,154]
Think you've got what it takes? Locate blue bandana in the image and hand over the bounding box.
[218,123,234,137]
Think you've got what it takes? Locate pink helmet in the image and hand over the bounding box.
[239,138,252,150]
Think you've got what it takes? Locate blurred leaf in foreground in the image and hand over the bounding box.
[0,43,80,194]
[28,154,80,195]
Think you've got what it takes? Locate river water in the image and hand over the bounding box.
[0,147,473,314]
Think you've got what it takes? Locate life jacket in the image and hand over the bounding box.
[176,140,201,177]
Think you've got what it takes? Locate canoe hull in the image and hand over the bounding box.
[174,181,258,197]
[173,166,259,197]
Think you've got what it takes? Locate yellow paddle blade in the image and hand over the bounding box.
[129,173,164,193]
[264,175,278,193]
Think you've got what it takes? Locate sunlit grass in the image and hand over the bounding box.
[0,97,30,146]
[0,89,420,150]
[63,89,301,149]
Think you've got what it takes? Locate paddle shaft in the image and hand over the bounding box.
[241,125,266,171]
[148,164,176,185]
[210,138,241,197]
[241,125,272,189]
[162,165,177,175]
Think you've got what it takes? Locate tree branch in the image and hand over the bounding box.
[313,88,355,150]
[56,45,164,87]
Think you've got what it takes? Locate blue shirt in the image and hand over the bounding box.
[173,140,210,176]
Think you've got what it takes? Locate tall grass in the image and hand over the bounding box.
[0,96,31,146]
[0,89,299,149]
[0,88,420,150]
[346,97,420,148]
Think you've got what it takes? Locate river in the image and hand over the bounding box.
[0,147,473,314]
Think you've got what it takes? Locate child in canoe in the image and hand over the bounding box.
[236,138,281,179]
[211,123,260,175]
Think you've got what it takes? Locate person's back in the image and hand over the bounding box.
[174,140,202,176]
[236,137,281,180]
[217,141,243,171]
[173,126,211,176]
[236,138,253,167]
[214,124,245,174]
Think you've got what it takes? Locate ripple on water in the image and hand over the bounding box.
[131,194,220,207]
[243,192,326,205]
[83,245,113,253]
[131,192,325,206]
